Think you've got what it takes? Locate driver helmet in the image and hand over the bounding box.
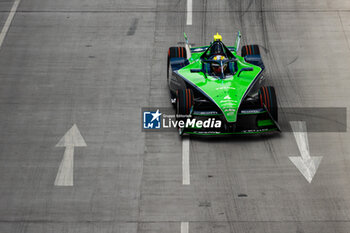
[211,55,227,75]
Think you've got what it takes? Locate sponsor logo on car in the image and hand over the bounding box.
[216,87,236,90]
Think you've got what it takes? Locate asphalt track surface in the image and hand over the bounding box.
[1,0,350,232]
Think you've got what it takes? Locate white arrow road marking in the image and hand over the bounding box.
[55,146,75,186]
[186,0,192,25]
[182,137,190,185]
[181,222,189,233]
[289,121,322,183]
[55,124,87,186]
[0,0,21,48]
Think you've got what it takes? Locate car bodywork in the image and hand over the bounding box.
[168,33,280,136]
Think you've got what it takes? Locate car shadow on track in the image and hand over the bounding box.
[186,132,283,143]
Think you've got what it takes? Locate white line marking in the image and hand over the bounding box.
[289,121,322,183]
[181,222,189,233]
[0,0,21,48]
[186,0,192,25]
[182,137,190,185]
[55,124,87,186]
[55,146,75,186]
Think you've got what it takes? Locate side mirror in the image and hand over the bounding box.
[238,67,253,77]
[190,69,202,73]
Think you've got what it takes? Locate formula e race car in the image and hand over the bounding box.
[167,32,280,136]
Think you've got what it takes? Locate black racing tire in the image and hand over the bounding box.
[258,86,278,121]
[167,47,187,81]
[168,47,187,59]
[241,44,260,57]
[176,89,193,116]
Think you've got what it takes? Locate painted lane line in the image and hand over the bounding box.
[186,0,192,25]
[55,124,87,186]
[289,121,322,183]
[181,222,189,233]
[0,0,21,48]
[182,137,190,185]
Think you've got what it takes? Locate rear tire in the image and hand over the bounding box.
[241,44,260,57]
[258,86,278,121]
[176,89,193,116]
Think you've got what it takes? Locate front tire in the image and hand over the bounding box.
[167,47,187,81]
[168,47,187,101]
[258,86,278,121]
[241,44,260,57]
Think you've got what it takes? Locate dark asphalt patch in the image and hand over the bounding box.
[127,18,139,36]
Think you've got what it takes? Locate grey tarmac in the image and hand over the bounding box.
[0,0,350,232]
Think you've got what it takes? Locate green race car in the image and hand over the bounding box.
[167,32,280,136]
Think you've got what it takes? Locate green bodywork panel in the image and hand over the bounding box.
[177,49,262,123]
[257,119,274,127]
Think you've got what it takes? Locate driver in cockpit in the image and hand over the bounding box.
[211,55,228,76]
[208,33,229,76]
[202,33,235,77]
